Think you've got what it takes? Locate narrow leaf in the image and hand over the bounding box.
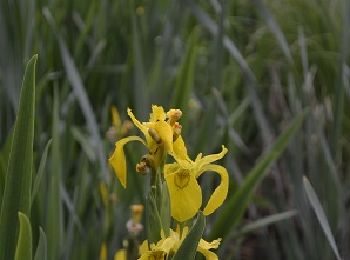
[303,176,342,260]
[46,87,62,260]
[15,212,33,260]
[210,111,305,240]
[172,212,205,260]
[237,210,297,236]
[146,192,162,244]
[0,54,37,260]
[31,139,52,206]
[34,227,47,260]
[160,181,170,237]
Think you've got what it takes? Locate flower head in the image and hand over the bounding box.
[138,226,221,260]
[165,137,229,222]
[109,105,182,188]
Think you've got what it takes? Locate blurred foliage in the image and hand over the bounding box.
[1,0,350,259]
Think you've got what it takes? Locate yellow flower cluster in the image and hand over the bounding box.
[139,226,221,260]
[108,105,229,259]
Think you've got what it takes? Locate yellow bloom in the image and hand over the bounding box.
[114,249,127,260]
[138,227,221,260]
[165,139,229,222]
[107,106,133,142]
[99,242,108,260]
[109,105,179,188]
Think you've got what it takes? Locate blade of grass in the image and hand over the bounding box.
[210,111,305,240]
[0,54,37,260]
[332,0,350,162]
[172,28,199,128]
[15,212,33,260]
[46,87,62,260]
[186,0,273,146]
[34,227,47,260]
[303,176,342,260]
[252,0,293,64]
[43,7,109,182]
[236,210,297,237]
[172,212,205,260]
[31,139,52,206]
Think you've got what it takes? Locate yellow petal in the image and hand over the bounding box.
[197,238,221,260]
[111,106,122,129]
[199,165,229,216]
[139,240,149,255]
[164,165,202,222]
[195,146,228,176]
[149,105,166,122]
[158,236,177,254]
[127,108,149,137]
[173,135,190,161]
[114,249,127,260]
[152,121,173,153]
[199,238,221,250]
[108,136,145,188]
[99,242,107,260]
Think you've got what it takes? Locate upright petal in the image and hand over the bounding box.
[149,105,166,122]
[127,108,149,137]
[152,121,173,153]
[108,136,145,188]
[164,165,202,222]
[195,146,228,176]
[199,165,229,216]
[173,135,190,161]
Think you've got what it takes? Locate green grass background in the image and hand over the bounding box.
[0,0,350,259]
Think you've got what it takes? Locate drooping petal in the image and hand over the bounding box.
[195,146,228,176]
[164,164,202,222]
[197,238,221,260]
[173,135,190,161]
[127,108,149,137]
[149,105,166,122]
[108,136,145,188]
[199,164,229,216]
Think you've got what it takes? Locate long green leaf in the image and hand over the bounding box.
[31,139,52,206]
[15,212,33,260]
[172,212,205,260]
[160,181,170,237]
[0,54,37,260]
[146,192,162,244]
[210,111,305,240]
[173,28,198,116]
[46,87,62,260]
[303,176,342,260]
[0,132,13,205]
[237,210,297,237]
[34,227,47,260]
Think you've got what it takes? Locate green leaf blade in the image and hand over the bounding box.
[0,54,37,260]
[34,227,47,260]
[210,111,305,240]
[15,212,33,260]
[172,212,206,260]
[303,176,342,260]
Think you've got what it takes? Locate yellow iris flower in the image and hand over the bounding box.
[138,226,221,260]
[165,137,229,222]
[109,105,177,188]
